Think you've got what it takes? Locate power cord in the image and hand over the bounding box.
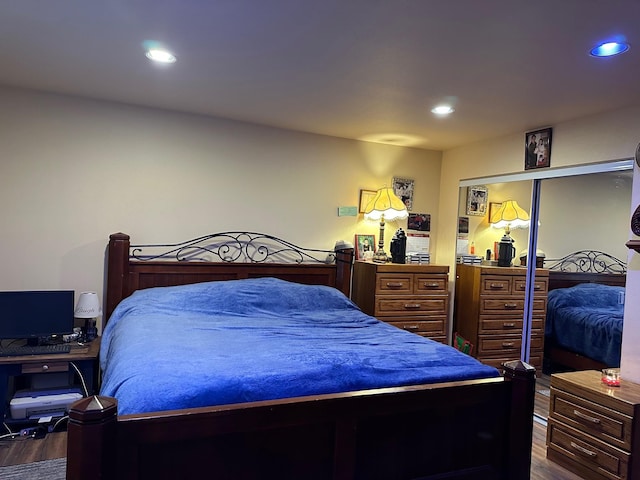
[70,361,89,397]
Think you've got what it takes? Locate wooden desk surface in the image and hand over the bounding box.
[0,337,100,365]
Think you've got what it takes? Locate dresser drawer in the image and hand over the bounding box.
[479,297,546,314]
[375,296,448,316]
[550,388,633,450]
[385,317,446,336]
[414,275,447,294]
[513,277,548,296]
[480,352,543,370]
[477,334,543,356]
[375,274,413,294]
[480,276,512,295]
[547,419,629,480]
[478,315,545,333]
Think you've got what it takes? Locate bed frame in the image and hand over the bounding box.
[544,250,626,372]
[66,232,536,480]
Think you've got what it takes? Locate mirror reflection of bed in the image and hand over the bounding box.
[543,250,626,374]
[453,164,631,376]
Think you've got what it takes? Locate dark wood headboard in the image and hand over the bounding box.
[105,232,354,322]
[544,250,626,291]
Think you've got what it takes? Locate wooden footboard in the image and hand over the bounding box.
[66,361,535,480]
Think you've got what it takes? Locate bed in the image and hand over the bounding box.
[66,232,537,480]
[543,250,626,372]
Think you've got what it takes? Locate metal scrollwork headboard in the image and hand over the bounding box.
[130,231,345,264]
[544,250,627,274]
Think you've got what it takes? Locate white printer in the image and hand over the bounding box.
[10,388,83,419]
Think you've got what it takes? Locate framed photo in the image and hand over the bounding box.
[354,234,375,260]
[466,185,488,216]
[359,189,377,213]
[488,202,502,222]
[392,177,414,210]
[525,127,552,170]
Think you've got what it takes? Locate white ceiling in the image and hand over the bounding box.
[1,1,639,151]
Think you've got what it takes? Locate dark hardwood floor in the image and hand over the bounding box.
[0,374,583,478]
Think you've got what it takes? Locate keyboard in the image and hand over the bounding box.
[0,343,71,357]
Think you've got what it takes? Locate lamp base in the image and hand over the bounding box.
[372,249,389,263]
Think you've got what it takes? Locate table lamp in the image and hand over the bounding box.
[74,292,102,342]
[490,200,530,266]
[364,187,409,263]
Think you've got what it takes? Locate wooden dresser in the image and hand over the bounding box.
[351,261,449,343]
[453,264,548,370]
[547,370,640,480]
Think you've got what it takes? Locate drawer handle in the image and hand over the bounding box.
[517,285,541,290]
[573,410,601,424]
[570,442,597,458]
[42,364,49,371]
[385,282,404,289]
[403,325,419,331]
[404,304,422,310]
[423,282,439,288]
[489,283,505,289]
[504,303,518,309]
[503,322,516,328]
[502,342,515,348]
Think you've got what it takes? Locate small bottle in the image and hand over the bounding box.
[470,242,475,255]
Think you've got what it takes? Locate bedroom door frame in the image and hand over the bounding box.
[457,157,633,364]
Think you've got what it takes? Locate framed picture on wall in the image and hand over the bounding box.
[355,234,375,260]
[525,127,552,170]
[359,189,377,213]
[466,185,488,216]
[392,177,414,210]
[488,202,502,222]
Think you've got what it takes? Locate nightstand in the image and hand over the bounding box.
[351,261,450,343]
[0,338,100,423]
[547,370,640,480]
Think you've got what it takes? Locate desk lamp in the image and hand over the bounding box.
[74,292,102,342]
[364,187,409,263]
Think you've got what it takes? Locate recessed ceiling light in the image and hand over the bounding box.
[145,48,177,63]
[431,105,455,115]
[590,41,630,57]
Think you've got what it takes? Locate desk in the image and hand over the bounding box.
[0,339,100,422]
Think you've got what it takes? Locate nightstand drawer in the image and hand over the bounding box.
[414,275,447,294]
[375,274,413,294]
[550,388,632,450]
[385,317,446,336]
[22,361,69,374]
[375,296,448,316]
[547,419,629,480]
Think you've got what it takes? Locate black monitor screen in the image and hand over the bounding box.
[0,290,75,340]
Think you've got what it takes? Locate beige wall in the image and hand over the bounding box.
[0,86,442,329]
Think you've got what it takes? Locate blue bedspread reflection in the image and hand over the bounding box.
[100,278,499,415]
[545,283,624,367]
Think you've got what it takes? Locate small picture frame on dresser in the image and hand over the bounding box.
[355,234,375,261]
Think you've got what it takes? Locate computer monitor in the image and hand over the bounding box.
[0,290,75,343]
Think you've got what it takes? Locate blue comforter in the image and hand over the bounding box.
[545,283,624,366]
[100,278,499,415]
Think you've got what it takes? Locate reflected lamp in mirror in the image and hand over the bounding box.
[364,187,409,263]
[489,200,530,236]
[490,200,530,267]
[74,292,102,342]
